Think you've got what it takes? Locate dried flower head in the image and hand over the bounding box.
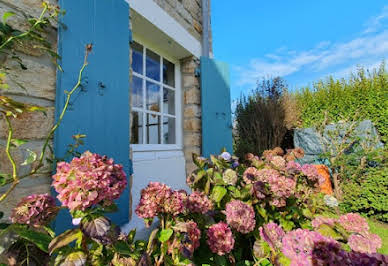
[135,182,172,219]
[164,190,188,216]
[225,200,256,234]
[207,222,235,255]
[52,151,127,211]
[187,191,213,214]
[11,194,58,227]
[174,220,201,257]
[270,156,286,169]
[243,167,259,184]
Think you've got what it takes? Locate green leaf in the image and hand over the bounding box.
[194,169,206,184]
[113,240,132,256]
[158,228,173,243]
[127,229,136,244]
[48,228,82,255]
[21,149,37,165]
[11,139,27,147]
[317,224,342,240]
[62,251,87,266]
[211,186,227,203]
[12,224,52,253]
[279,219,295,231]
[256,206,268,220]
[2,12,15,24]
[101,203,118,213]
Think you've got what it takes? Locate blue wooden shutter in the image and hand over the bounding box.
[54,0,131,233]
[200,57,233,157]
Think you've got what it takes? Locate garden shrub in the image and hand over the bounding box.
[295,62,388,143]
[234,77,289,159]
[341,166,388,222]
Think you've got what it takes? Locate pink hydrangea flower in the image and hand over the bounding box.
[225,200,256,234]
[135,182,172,219]
[11,194,58,227]
[259,222,285,250]
[311,216,337,229]
[52,151,127,211]
[242,167,259,184]
[338,213,369,234]
[207,222,235,255]
[187,191,213,214]
[267,175,296,207]
[285,161,302,175]
[348,233,382,254]
[282,229,338,265]
[301,164,325,185]
[270,156,286,169]
[256,168,281,182]
[164,190,188,216]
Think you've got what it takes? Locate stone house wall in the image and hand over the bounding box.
[0,0,210,219]
[0,0,57,220]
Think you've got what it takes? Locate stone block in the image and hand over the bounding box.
[184,104,201,118]
[4,56,56,100]
[184,133,201,146]
[0,107,54,140]
[181,58,198,74]
[184,118,201,132]
[184,87,200,105]
[183,75,199,88]
[1,0,57,18]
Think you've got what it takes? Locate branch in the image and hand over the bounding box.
[0,46,92,202]
[0,5,49,52]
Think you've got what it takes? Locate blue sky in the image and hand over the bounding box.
[211,1,388,100]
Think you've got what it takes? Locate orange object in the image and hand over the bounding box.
[314,165,333,195]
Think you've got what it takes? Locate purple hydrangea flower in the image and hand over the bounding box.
[282,229,338,265]
[348,232,382,254]
[338,213,369,234]
[219,152,232,161]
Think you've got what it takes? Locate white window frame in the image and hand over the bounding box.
[131,35,183,152]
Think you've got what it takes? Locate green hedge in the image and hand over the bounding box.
[340,166,388,222]
[295,62,388,142]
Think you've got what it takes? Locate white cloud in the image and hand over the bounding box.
[363,5,388,34]
[236,5,388,87]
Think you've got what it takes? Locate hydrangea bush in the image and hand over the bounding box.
[2,148,387,266]
[134,147,387,265]
[1,151,146,266]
